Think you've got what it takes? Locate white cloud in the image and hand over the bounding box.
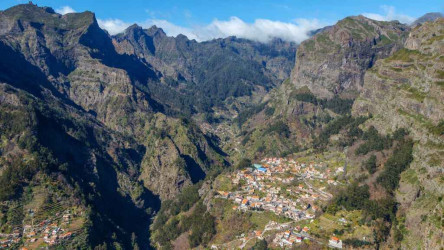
[55,6,76,15]
[200,17,322,43]
[363,5,415,24]
[97,19,132,35]
[98,16,323,43]
[141,19,198,40]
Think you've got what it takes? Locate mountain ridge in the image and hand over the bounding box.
[0,3,442,249]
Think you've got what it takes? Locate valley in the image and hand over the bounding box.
[0,2,442,249]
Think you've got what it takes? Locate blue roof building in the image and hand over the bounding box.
[253,164,263,169]
[257,167,267,173]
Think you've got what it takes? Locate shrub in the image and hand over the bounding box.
[265,121,290,138]
[355,126,392,155]
[236,158,252,170]
[364,155,377,174]
[377,139,414,193]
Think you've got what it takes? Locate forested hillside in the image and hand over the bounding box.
[0,3,442,249]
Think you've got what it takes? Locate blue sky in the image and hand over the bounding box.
[1,0,443,42]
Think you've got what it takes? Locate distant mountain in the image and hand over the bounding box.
[291,15,409,99]
[353,18,444,249]
[0,3,297,249]
[411,12,443,26]
[236,15,410,158]
[113,24,297,114]
[0,3,442,249]
[151,16,443,249]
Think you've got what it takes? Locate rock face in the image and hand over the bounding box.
[112,25,297,113]
[291,15,409,99]
[353,18,444,249]
[410,12,443,27]
[0,4,298,247]
[0,3,277,202]
[236,16,411,158]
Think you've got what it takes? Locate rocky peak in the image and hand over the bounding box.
[290,15,409,99]
[352,19,443,248]
[411,12,443,26]
[121,24,147,43]
[123,23,144,37]
[146,25,167,38]
[0,4,97,33]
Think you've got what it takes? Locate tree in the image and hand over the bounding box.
[364,155,377,174]
[252,239,268,250]
[236,158,252,170]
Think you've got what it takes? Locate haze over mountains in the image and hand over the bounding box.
[0,3,442,249]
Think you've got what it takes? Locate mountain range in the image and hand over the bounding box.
[0,3,442,249]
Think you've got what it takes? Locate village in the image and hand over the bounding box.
[0,208,82,249]
[215,157,346,248]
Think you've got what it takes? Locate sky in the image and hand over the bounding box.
[1,0,443,43]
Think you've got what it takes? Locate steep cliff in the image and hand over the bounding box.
[112,24,297,114]
[0,4,228,248]
[291,15,408,99]
[235,16,410,159]
[352,18,444,249]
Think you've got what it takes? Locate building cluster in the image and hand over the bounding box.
[0,231,21,249]
[272,225,310,247]
[217,157,342,221]
[0,210,76,249]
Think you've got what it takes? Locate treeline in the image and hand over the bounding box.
[292,91,354,115]
[327,127,414,244]
[233,102,268,127]
[343,238,372,247]
[314,115,369,148]
[327,183,398,244]
[355,127,408,155]
[265,120,291,138]
[0,105,59,201]
[151,184,215,248]
[377,138,414,193]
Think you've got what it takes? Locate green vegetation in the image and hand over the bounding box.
[264,106,275,116]
[291,90,354,115]
[314,115,369,148]
[265,121,290,138]
[185,202,216,248]
[251,239,268,250]
[236,158,252,170]
[355,126,392,155]
[325,126,414,246]
[304,40,315,51]
[328,183,398,244]
[234,102,268,127]
[0,104,60,201]
[400,84,427,102]
[151,184,216,248]
[377,139,414,193]
[387,48,421,62]
[343,238,372,247]
[331,183,370,211]
[152,185,200,230]
[364,155,377,174]
[435,120,444,135]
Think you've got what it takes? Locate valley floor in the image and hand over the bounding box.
[208,152,372,249]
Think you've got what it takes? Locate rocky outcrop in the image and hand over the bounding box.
[410,12,443,27]
[0,4,229,248]
[112,25,297,113]
[352,18,444,249]
[0,4,227,201]
[113,24,297,86]
[140,113,227,200]
[235,16,411,157]
[291,15,409,99]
